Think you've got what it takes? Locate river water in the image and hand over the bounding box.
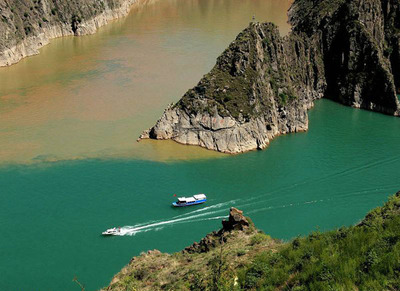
[0,0,291,164]
[0,0,399,290]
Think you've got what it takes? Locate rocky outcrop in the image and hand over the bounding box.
[184,207,250,254]
[102,207,274,291]
[139,22,325,153]
[139,0,400,154]
[0,0,139,66]
[221,207,250,231]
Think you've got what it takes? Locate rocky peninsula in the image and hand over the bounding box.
[103,191,400,290]
[0,0,141,66]
[139,0,400,154]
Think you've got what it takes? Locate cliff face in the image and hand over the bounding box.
[290,0,400,114]
[140,23,326,153]
[140,0,400,154]
[0,0,137,66]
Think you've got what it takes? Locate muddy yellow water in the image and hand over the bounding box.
[0,0,292,164]
[3,2,400,291]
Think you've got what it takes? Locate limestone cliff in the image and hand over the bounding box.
[0,0,138,66]
[140,0,400,154]
[289,0,400,113]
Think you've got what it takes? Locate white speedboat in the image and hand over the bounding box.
[102,227,121,236]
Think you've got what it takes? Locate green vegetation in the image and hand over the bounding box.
[103,227,279,291]
[239,192,400,290]
[290,0,346,34]
[250,233,270,245]
[177,23,300,121]
[279,93,288,105]
[104,191,400,291]
[177,28,262,120]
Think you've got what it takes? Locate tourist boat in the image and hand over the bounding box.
[172,194,207,207]
[102,227,121,236]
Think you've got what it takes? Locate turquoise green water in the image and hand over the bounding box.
[1,99,400,290]
[1,0,400,290]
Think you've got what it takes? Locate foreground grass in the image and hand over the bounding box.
[103,222,278,291]
[103,191,400,291]
[237,192,400,291]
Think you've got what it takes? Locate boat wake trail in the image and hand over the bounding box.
[172,200,238,219]
[115,209,228,236]
[223,155,400,210]
[246,199,325,215]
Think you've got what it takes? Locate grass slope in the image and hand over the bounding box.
[104,191,400,291]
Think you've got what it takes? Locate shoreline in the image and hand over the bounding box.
[0,0,140,67]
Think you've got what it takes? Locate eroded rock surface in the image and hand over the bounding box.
[0,0,139,66]
[222,207,250,231]
[184,207,250,254]
[140,0,400,154]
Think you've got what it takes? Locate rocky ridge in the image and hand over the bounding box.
[139,0,400,154]
[0,0,140,66]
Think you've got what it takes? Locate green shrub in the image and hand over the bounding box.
[250,233,270,245]
[189,273,205,291]
[292,237,301,249]
[279,92,288,105]
[241,252,271,289]
[134,268,148,281]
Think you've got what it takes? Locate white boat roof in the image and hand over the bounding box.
[177,194,206,202]
[194,194,206,200]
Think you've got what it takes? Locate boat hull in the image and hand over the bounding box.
[172,199,206,207]
[102,228,120,236]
